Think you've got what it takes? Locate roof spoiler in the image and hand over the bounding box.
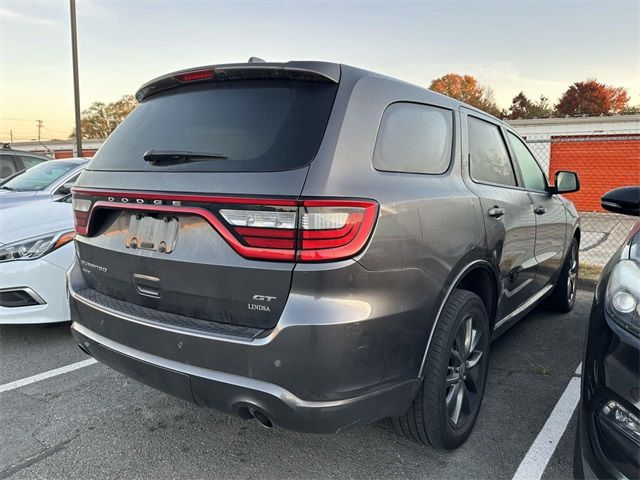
[135,61,341,102]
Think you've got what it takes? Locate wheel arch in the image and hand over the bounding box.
[417,258,499,379]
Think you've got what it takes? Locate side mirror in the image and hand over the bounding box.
[601,186,640,217]
[553,170,580,194]
[57,182,74,195]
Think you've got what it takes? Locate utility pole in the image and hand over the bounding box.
[9,130,13,144]
[70,0,82,156]
[36,120,43,142]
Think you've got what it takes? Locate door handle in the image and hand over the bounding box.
[534,206,547,215]
[488,206,506,218]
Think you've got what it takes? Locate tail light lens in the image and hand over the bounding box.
[297,201,377,261]
[71,191,378,262]
[220,200,377,261]
[72,197,92,235]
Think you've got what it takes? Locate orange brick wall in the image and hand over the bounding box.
[53,149,97,159]
[549,135,640,212]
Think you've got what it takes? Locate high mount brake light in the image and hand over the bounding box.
[175,69,214,82]
[71,191,378,262]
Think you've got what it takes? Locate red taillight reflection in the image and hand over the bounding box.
[175,69,214,82]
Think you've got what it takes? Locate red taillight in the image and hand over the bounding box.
[71,190,378,263]
[296,201,378,261]
[72,197,92,235]
[175,69,214,82]
[221,200,378,262]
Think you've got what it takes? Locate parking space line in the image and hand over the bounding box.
[512,363,582,480]
[0,358,98,393]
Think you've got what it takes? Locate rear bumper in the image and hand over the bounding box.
[68,258,428,433]
[72,321,419,433]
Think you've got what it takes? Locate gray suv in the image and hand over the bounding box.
[68,61,580,449]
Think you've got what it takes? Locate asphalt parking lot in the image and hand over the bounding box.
[0,288,593,480]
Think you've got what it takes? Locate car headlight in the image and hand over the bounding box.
[0,230,75,263]
[606,259,640,337]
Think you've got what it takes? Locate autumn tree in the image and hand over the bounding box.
[70,95,137,139]
[554,79,629,116]
[429,74,501,117]
[505,92,553,119]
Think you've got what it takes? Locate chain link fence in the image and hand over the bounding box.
[523,129,639,272]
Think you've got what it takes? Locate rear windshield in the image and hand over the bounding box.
[88,80,338,172]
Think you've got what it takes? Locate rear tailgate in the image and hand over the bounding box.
[72,68,338,330]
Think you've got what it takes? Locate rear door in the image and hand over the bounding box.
[461,109,537,320]
[505,130,566,290]
[73,76,338,330]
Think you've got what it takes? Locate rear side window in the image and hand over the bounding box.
[506,131,547,192]
[468,117,516,187]
[19,155,46,169]
[373,103,453,174]
[0,155,17,178]
[88,80,338,172]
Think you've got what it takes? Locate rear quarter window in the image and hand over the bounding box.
[373,103,453,175]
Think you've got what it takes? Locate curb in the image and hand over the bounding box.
[577,277,598,291]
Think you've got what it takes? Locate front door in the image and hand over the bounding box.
[461,109,538,320]
[505,130,567,291]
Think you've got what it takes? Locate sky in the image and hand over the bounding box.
[0,0,638,142]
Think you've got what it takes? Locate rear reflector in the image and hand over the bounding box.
[175,69,214,82]
[71,190,378,262]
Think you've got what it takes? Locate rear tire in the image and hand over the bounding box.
[547,238,579,313]
[392,289,490,450]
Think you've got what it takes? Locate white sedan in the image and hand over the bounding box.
[0,198,75,324]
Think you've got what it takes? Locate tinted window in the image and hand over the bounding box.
[373,103,453,174]
[468,117,516,187]
[507,131,547,191]
[19,155,46,169]
[89,80,338,172]
[2,161,78,191]
[0,155,17,178]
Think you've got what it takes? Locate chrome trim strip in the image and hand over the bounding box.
[494,284,554,330]
[417,259,493,378]
[0,287,46,305]
[69,287,263,345]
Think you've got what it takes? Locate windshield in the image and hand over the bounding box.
[1,161,79,191]
[88,79,338,172]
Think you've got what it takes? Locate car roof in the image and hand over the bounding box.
[138,60,504,124]
[0,148,52,159]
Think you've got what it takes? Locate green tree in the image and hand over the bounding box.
[505,92,553,119]
[70,95,137,139]
[554,79,629,116]
[429,73,501,117]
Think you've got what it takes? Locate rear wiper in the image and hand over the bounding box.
[143,150,227,166]
[0,186,16,191]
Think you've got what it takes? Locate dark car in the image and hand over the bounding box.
[574,186,640,479]
[0,144,50,180]
[68,60,581,449]
[0,158,87,210]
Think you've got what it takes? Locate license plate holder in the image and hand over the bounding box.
[125,215,179,253]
